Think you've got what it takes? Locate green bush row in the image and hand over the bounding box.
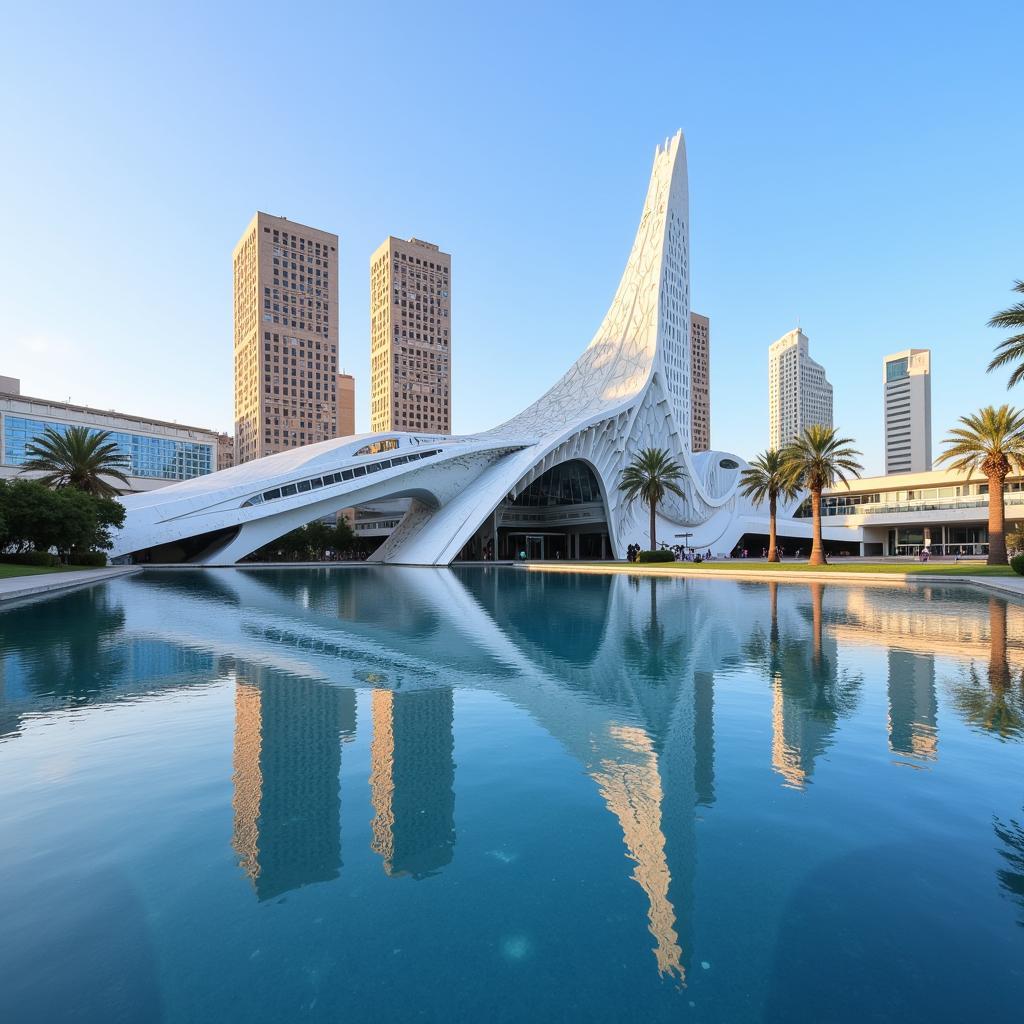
[1011,553,1024,576]
[71,550,108,567]
[637,549,675,563]
[0,551,61,567]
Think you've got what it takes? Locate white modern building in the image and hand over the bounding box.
[883,349,931,474]
[112,132,782,565]
[768,329,833,451]
[1,377,230,493]
[798,466,1024,557]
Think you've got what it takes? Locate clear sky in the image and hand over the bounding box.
[3,0,1022,474]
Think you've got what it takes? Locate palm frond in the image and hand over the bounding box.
[987,282,1024,389]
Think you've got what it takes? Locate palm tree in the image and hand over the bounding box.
[987,280,1024,389]
[781,425,863,566]
[618,447,686,551]
[936,405,1024,565]
[739,449,799,562]
[21,425,131,497]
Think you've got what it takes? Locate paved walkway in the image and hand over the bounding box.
[521,561,1024,602]
[0,566,141,604]
[964,575,1024,600]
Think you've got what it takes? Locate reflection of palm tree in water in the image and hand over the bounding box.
[622,579,686,681]
[989,596,1012,690]
[809,582,824,670]
[949,597,1024,740]
[744,581,861,787]
[993,808,1024,927]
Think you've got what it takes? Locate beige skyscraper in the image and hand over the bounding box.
[690,313,710,452]
[768,328,833,451]
[233,213,340,464]
[370,237,451,433]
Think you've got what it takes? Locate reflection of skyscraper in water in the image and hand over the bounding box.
[370,688,456,878]
[592,724,684,981]
[887,650,938,762]
[769,615,847,790]
[588,658,715,984]
[771,676,837,789]
[232,670,356,900]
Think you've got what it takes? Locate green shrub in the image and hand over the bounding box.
[636,549,675,563]
[1011,553,1024,577]
[0,551,60,567]
[71,550,107,567]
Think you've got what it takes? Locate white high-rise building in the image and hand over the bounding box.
[883,349,931,474]
[768,329,833,451]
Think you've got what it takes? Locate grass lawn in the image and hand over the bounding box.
[0,564,100,580]
[566,561,1019,577]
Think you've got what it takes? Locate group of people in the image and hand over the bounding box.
[625,543,713,563]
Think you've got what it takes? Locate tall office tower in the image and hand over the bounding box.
[768,328,833,451]
[369,237,451,433]
[338,372,356,437]
[689,313,710,451]
[233,213,340,464]
[883,349,931,474]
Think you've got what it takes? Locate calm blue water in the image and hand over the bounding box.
[0,567,1022,1023]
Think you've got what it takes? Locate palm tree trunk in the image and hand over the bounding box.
[649,500,657,551]
[988,597,1011,689]
[810,582,824,667]
[768,493,779,562]
[808,488,826,565]
[987,472,1008,565]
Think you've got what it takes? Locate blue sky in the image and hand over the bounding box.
[3,0,1022,474]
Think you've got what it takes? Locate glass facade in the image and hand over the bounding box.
[3,415,213,481]
[886,357,909,382]
[511,461,603,507]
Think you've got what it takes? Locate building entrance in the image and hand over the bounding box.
[456,460,612,561]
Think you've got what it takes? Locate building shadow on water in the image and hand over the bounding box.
[1,864,163,1024]
[761,841,1023,1022]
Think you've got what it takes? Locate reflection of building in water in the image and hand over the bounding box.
[586,647,715,984]
[370,688,456,878]
[591,725,683,981]
[837,588,1024,668]
[771,676,838,789]
[887,650,938,761]
[232,670,356,900]
[769,619,846,790]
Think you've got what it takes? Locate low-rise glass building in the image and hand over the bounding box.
[0,376,231,494]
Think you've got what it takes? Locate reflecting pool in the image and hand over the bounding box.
[1,567,1023,1022]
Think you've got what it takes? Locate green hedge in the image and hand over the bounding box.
[71,550,108,567]
[0,551,60,567]
[1011,553,1024,577]
[636,549,675,563]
